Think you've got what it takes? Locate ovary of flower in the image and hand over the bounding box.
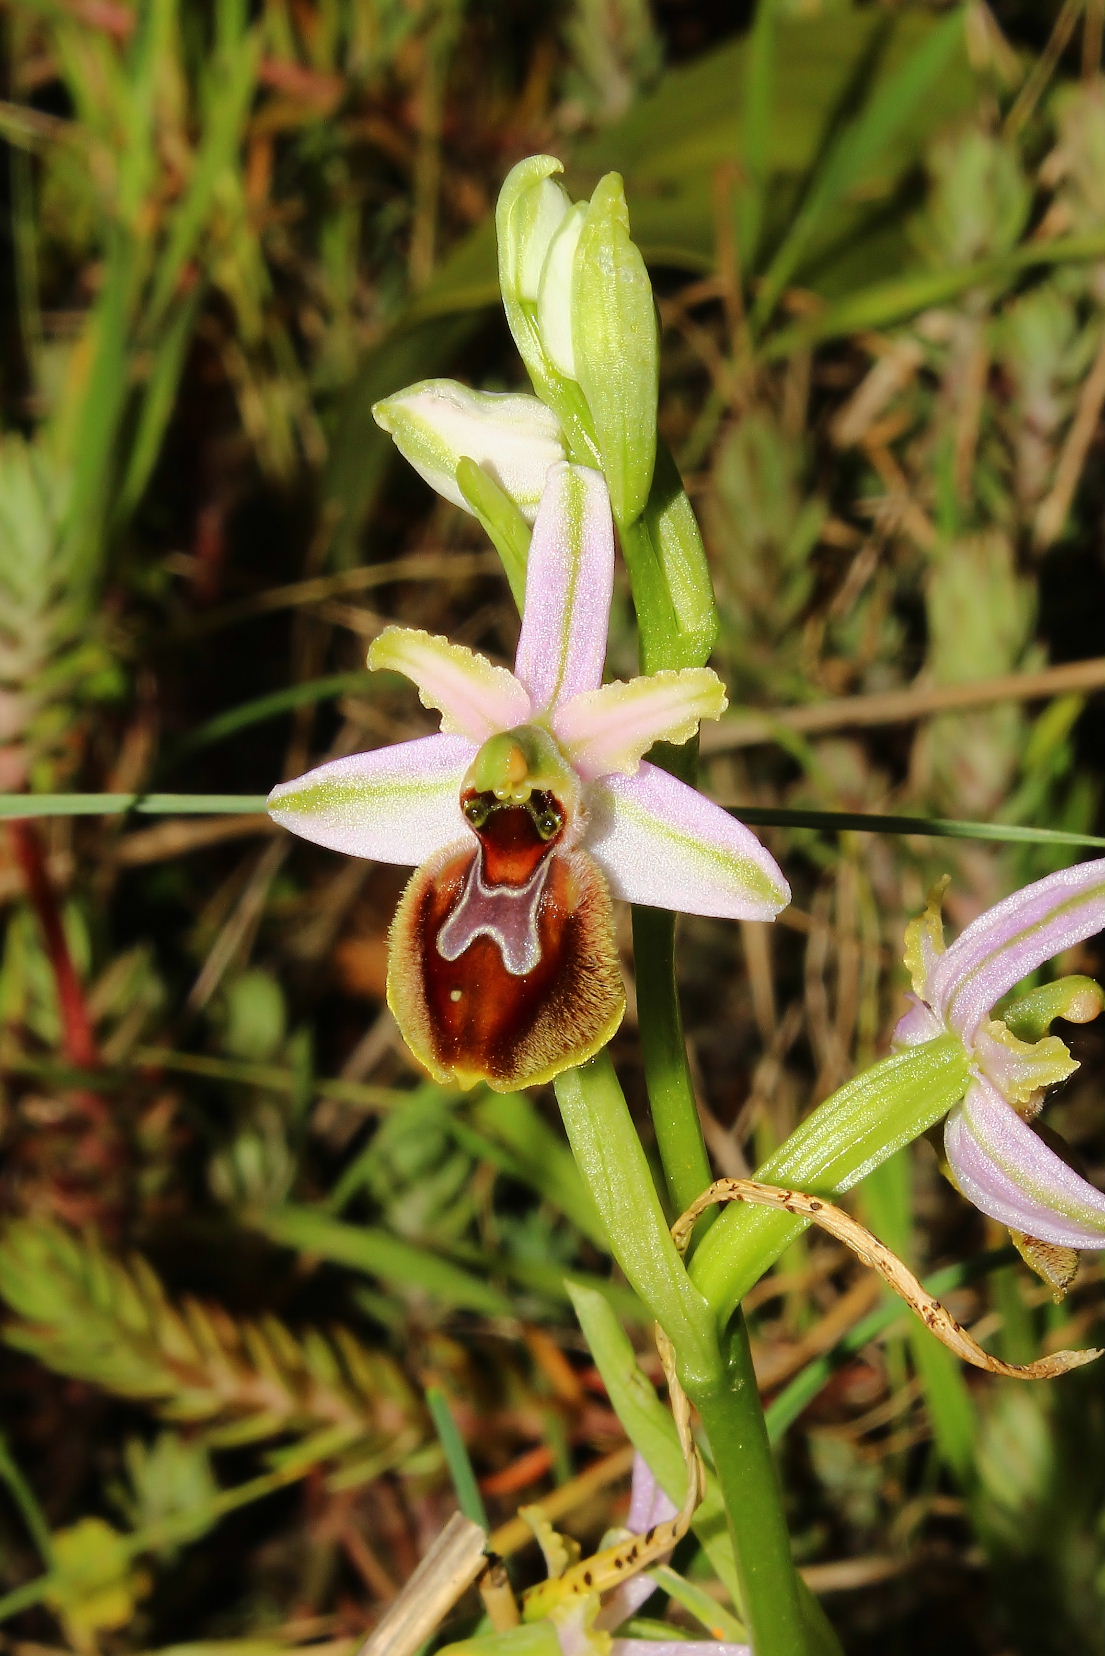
[268,463,789,1092]
[893,861,1105,1249]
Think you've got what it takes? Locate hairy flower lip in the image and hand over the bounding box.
[893,860,1105,1250]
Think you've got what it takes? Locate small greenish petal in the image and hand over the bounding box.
[974,1019,1079,1106]
[367,627,531,741]
[553,668,727,780]
[572,173,659,528]
[902,875,950,999]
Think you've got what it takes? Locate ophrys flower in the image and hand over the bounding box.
[268,463,788,1091]
[893,861,1105,1254]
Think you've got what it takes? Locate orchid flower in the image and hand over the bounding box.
[893,860,1105,1252]
[268,463,788,1092]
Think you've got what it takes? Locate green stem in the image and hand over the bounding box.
[556,1055,828,1655]
[687,1317,838,1656]
[612,447,820,1648]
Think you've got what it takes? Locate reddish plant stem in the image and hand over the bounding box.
[10,819,99,1070]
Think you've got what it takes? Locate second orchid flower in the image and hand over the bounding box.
[894,860,1105,1270]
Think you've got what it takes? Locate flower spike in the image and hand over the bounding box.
[894,860,1105,1262]
[269,465,788,1090]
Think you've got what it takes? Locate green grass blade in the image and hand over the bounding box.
[426,1385,489,1530]
[737,0,779,271]
[729,807,1105,852]
[766,229,1105,355]
[3,794,1104,856]
[765,1250,1012,1442]
[0,794,270,818]
[115,284,205,523]
[253,1206,515,1318]
[860,1156,978,1484]
[751,8,967,331]
[165,674,376,765]
[143,29,261,330]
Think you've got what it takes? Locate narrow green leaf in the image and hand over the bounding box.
[737,0,779,269]
[0,794,269,818]
[567,1281,740,1600]
[764,1251,1011,1441]
[861,1155,978,1484]
[426,1386,489,1530]
[254,1206,514,1318]
[116,284,204,523]
[166,674,376,765]
[752,9,967,329]
[144,29,261,330]
[765,229,1105,355]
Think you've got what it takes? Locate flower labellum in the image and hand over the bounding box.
[893,861,1105,1260]
[269,464,788,1092]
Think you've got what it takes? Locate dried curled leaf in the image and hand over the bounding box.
[673,1178,1103,1381]
[521,1324,704,1616]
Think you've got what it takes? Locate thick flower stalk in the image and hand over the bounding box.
[268,463,788,1092]
[893,859,1105,1251]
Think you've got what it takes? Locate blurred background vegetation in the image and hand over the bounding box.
[1,1,1105,1651]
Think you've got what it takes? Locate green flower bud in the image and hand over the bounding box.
[571,173,659,528]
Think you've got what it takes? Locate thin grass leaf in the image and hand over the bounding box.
[165,673,377,765]
[766,229,1105,355]
[115,284,205,523]
[859,1157,978,1485]
[426,1385,489,1531]
[567,1281,741,1602]
[737,0,779,271]
[253,1206,515,1318]
[764,1251,1014,1442]
[144,27,262,330]
[752,9,968,331]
